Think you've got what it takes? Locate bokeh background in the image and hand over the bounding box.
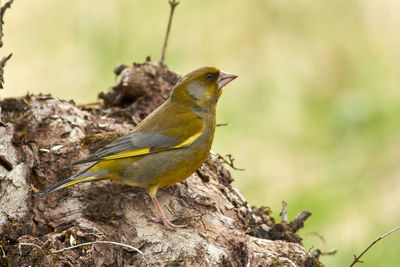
[2,1,400,266]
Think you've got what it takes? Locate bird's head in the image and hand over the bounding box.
[170,66,237,111]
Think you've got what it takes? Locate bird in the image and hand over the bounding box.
[37,66,237,228]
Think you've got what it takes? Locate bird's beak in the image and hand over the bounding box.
[217,71,238,89]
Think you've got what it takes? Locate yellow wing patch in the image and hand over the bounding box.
[63,175,97,188]
[101,129,203,161]
[103,148,151,160]
[99,109,205,161]
[175,131,202,147]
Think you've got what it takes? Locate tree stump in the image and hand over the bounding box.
[0,62,322,266]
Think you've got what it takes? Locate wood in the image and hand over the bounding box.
[0,62,322,266]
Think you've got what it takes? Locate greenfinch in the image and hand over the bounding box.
[38,66,237,228]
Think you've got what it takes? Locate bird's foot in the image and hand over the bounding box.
[149,216,187,229]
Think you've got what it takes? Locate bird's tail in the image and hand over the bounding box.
[37,163,109,197]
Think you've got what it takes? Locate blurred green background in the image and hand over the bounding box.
[2,0,400,266]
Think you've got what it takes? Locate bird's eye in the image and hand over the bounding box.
[204,73,215,80]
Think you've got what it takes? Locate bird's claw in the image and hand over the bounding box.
[149,216,187,229]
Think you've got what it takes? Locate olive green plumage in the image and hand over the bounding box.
[38,66,237,228]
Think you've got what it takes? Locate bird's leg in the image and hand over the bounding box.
[151,196,186,229]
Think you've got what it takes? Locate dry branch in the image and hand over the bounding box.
[290,210,312,233]
[0,0,14,89]
[0,52,11,88]
[280,201,288,223]
[349,225,400,267]
[160,0,179,64]
[0,0,14,48]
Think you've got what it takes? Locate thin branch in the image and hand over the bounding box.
[1,243,7,258]
[0,0,14,47]
[0,52,12,87]
[216,123,229,127]
[303,231,326,244]
[349,225,400,267]
[0,0,14,21]
[52,240,145,256]
[280,201,288,223]
[217,154,245,171]
[0,0,14,89]
[312,249,337,259]
[160,0,179,64]
[289,210,312,233]
[18,242,52,267]
[76,101,101,108]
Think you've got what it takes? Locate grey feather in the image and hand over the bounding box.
[73,132,181,165]
[36,167,109,197]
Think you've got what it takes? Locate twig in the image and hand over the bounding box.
[289,210,312,233]
[77,101,101,108]
[312,249,337,258]
[280,201,288,223]
[0,0,14,48]
[303,231,327,245]
[216,123,229,127]
[52,240,145,256]
[217,154,245,171]
[160,0,179,64]
[349,225,400,267]
[0,0,14,89]
[0,52,11,88]
[18,242,52,267]
[1,243,7,258]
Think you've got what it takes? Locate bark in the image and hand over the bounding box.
[0,62,322,266]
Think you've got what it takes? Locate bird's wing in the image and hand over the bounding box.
[73,111,204,165]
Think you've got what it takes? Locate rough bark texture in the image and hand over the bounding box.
[0,62,322,266]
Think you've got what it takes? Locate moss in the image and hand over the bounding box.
[0,97,30,114]
[164,259,185,267]
[268,260,285,267]
[305,256,324,267]
[11,111,33,146]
